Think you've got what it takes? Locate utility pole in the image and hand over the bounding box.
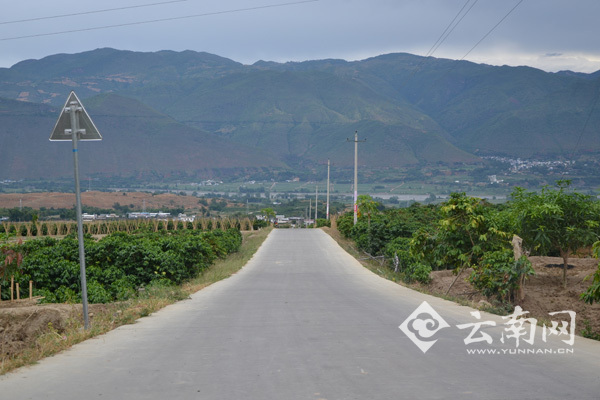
[347,131,366,225]
[326,159,330,220]
[315,184,318,221]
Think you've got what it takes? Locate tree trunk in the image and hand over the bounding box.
[445,267,463,295]
[560,249,570,289]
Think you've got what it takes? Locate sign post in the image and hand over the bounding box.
[50,91,102,329]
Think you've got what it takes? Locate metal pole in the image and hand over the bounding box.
[69,101,90,330]
[326,159,330,220]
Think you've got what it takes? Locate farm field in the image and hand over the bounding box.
[0,191,211,213]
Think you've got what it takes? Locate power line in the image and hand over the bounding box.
[567,86,600,162]
[392,0,478,92]
[425,0,478,58]
[0,0,189,25]
[0,0,319,42]
[416,1,524,97]
[458,0,524,62]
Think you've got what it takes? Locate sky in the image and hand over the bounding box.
[1,0,599,73]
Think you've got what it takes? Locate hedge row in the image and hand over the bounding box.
[1,228,242,303]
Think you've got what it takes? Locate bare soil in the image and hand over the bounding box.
[422,256,600,336]
[0,301,105,358]
[0,191,206,211]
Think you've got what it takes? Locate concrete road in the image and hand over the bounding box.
[1,229,599,399]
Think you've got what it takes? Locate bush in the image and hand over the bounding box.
[384,237,415,271]
[252,219,268,230]
[468,250,533,303]
[316,218,331,228]
[337,213,354,238]
[404,263,432,284]
[2,228,242,304]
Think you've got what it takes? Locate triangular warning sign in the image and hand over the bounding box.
[49,91,102,141]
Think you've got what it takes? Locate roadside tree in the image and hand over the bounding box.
[510,180,599,288]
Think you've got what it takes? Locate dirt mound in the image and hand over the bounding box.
[0,302,77,357]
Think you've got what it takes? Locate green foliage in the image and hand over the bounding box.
[260,208,276,224]
[404,263,432,284]
[510,180,599,287]
[340,204,439,255]
[580,320,600,341]
[411,193,510,272]
[337,212,355,238]
[357,195,380,226]
[339,204,439,284]
[469,251,534,303]
[252,218,268,230]
[510,181,599,256]
[0,229,242,303]
[384,237,415,271]
[581,241,600,304]
[315,218,331,228]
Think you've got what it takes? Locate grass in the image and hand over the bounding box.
[0,227,272,375]
[322,224,511,314]
[182,228,271,293]
[322,225,404,284]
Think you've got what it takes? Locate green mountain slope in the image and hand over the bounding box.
[1,47,599,180]
[125,69,474,167]
[342,54,600,156]
[0,48,244,106]
[0,94,283,180]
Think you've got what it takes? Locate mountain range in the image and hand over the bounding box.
[1,48,599,180]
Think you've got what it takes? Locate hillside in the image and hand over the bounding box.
[0,94,283,180]
[1,48,599,180]
[124,70,475,167]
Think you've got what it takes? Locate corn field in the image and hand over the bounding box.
[0,217,255,238]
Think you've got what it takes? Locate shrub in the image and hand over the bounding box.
[469,250,533,303]
[404,263,432,284]
[316,218,331,228]
[3,228,242,304]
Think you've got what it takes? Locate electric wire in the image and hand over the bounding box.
[0,0,189,25]
[418,1,524,93]
[425,0,478,58]
[457,0,523,62]
[565,86,600,166]
[393,0,478,91]
[0,0,318,41]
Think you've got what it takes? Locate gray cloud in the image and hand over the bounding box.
[1,0,599,72]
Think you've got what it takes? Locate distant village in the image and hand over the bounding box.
[483,156,574,172]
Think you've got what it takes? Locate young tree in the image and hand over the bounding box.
[410,193,510,294]
[260,208,276,225]
[510,180,599,288]
[357,195,379,227]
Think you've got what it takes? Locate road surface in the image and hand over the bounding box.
[1,229,599,399]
